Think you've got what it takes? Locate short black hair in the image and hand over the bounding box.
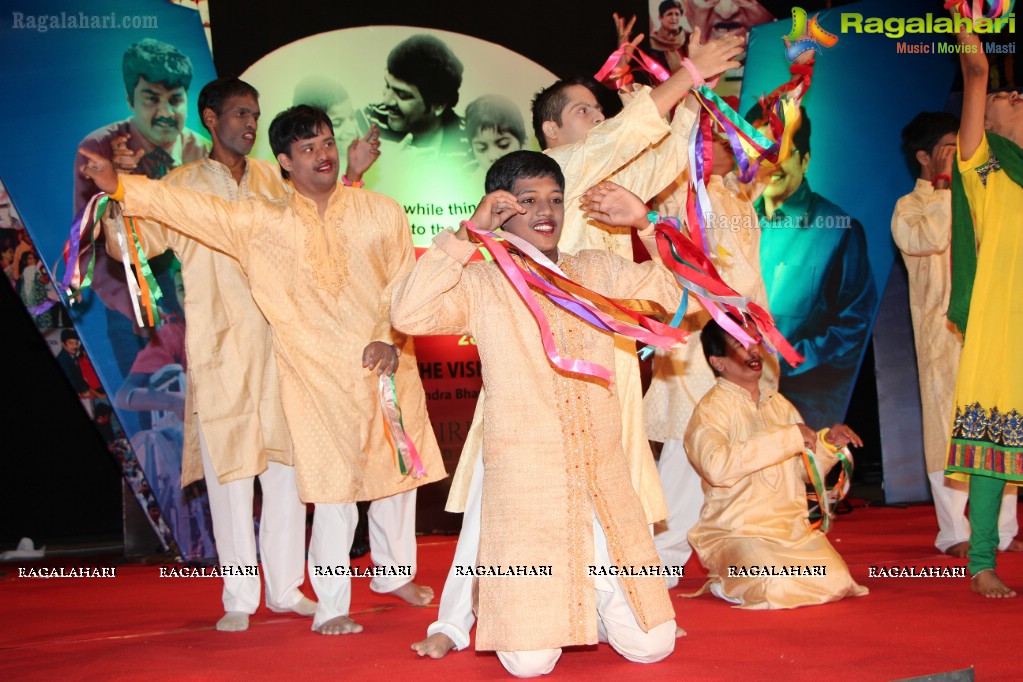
[700,318,731,377]
[485,150,565,194]
[745,102,811,158]
[659,0,682,16]
[386,35,463,110]
[61,328,80,343]
[531,77,600,150]
[122,39,193,105]
[900,111,959,178]
[268,105,333,180]
[197,78,259,131]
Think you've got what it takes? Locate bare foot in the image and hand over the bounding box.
[675,626,686,638]
[216,611,249,631]
[388,581,434,606]
[1003,538,1023,552]
[411,632,456,658]
[971,569,1018,598]
[288,596,318,616]
[945,541,970,558]
[316,615,363,635]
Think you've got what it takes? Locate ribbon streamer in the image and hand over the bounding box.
[46,192,164,327]
[463,222,692,385]
[653,222,803,367]
[804,445,854,533]
[378,374,426,478]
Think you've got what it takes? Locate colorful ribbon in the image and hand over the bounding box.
[594,44,672,90]
[378,374,426,478]
[804,444,854,533]
[48,192,164,327]
[463,221,691,386]
[653,222,803,367]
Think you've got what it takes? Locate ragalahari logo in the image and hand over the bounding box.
[784,7,839,62]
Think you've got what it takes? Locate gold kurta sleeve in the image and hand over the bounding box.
[685,380,867,609]
[891,180,961,473]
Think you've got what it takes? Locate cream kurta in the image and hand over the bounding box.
[106,157,293,486]
[891,179,962,473]
[447,91,697,523]
[116,174,445,503]
[645,173,778,443]
[392,230,679,652]
[685,379,868,609]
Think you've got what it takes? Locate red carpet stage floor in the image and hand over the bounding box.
[2,503,1020,681]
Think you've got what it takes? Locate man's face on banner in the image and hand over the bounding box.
[687,0,773,58]
[762,148,808,207]
[660,6,683,31]
[381,72,435,134]
[129,77,188,148]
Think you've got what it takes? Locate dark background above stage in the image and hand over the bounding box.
[207,0,852,83]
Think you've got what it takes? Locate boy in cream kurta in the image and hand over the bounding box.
[685,317,868,609]
[80,105,444,635]
[393,152,681,677]
[413,33,744,661]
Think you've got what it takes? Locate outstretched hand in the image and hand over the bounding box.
[686,27,744,82]
[78,148,120,195]
[347,125,381,183]
[580,182,649,229]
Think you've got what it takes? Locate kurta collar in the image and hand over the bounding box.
[716,376,776,406]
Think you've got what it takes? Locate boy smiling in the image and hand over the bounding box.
[392,151,688,677]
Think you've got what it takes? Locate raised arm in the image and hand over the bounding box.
[957,29,988,162]
[79,148,257,262]
[649,28,742,117]
[391,192,520,336]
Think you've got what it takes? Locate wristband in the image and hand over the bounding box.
[932,173,951,188]
[342,174,365,188]
[679,57,705,88]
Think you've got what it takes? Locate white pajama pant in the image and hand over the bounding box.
[198,421,307,615]
[928,471,1018,552]
[653,439,704,588]
[426,449,485,650]
[308,489,418,629]
[496,515,676,678]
